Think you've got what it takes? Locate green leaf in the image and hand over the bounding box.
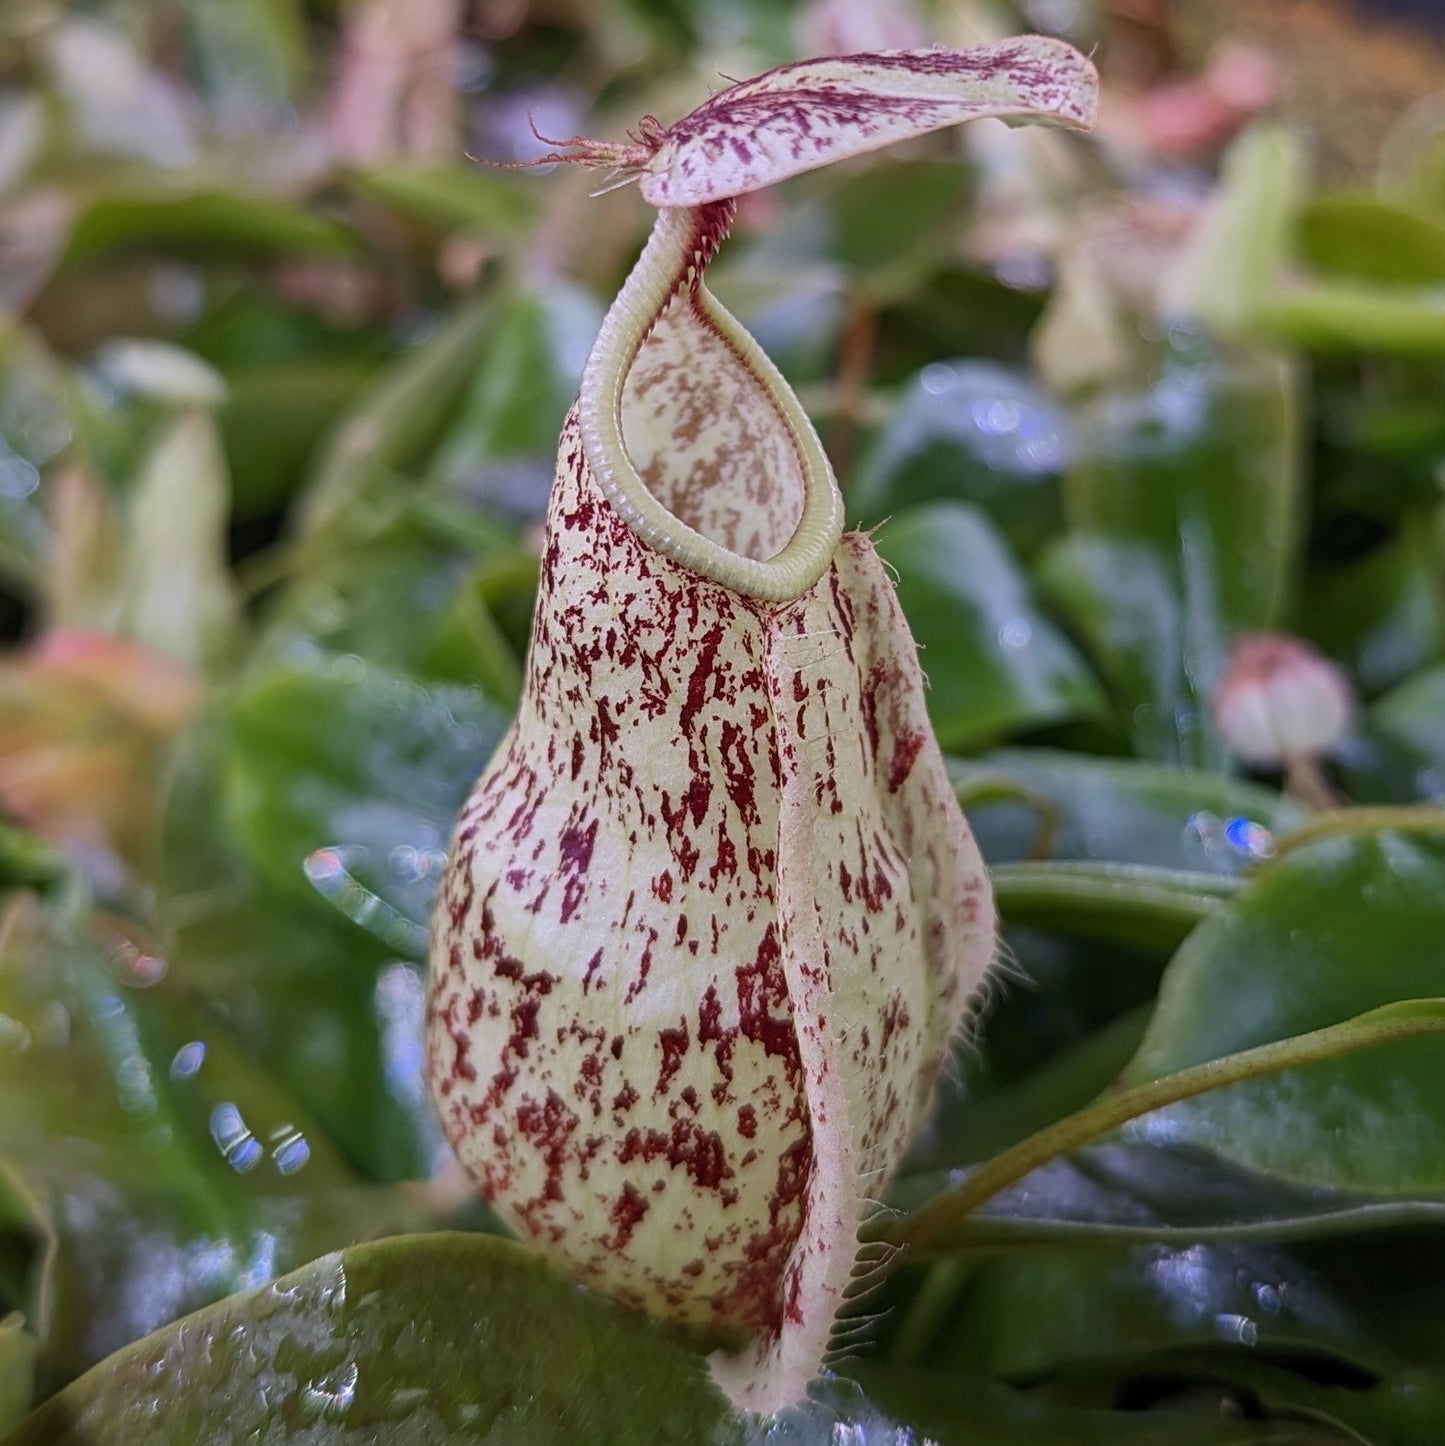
[297,295,493,538]
[58,190,359,273]
[118,409,243,672]
[1371,662,1445,795]
[915,1230,1445,1390]
[1300,514,1443,696]
[160,725,447,1181]
[2,1234,734,1445]
[850,361,1068,558]
[0,1317,35,1436]
[1258,281,1445,355]
[0,905,416,1397]
[952,748,1303,872]
[991,861,1239,952]
[893,995,1445,1254]
[875,502,1106,751]
[824,160,975,299]
[427,282,599,488]
[1296,193,1445,286]
[891,1140,1445,1251]
[184,0,309,123]
[1044,349,1302,764]
[0,322,70,593]
[1170,125,1303,340]
[904,1010,1154,1177]
[222,651,508,917]
[219,360,375,518]
[350,164,534,237]
[1123,828,1445,1192]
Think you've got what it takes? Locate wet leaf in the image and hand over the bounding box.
[1370,663,1445,797]
[851,360,1069,558]
[1300,514,1443,696]
[0,902,417,1397]
[875,502,1106,751]
[221,651,509,916]
[2,1233,730,1445]
[1122,828,1445,1193]
[951,748,1302,872]
[160,726,447,1181]
[1044,348,1302,765]
[921,1229,1445,1393]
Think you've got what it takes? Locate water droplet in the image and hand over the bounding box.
[170,1040,206,1079]
[1215,1312,1259,1346]
[269,1124,311,1176]
[919,362,956,397]
[301,1361,358,1419]
[1252,1281,1282,1315]
[0,448,39,500]
[1224,816,1275,860]
[0,1013,31,1052]
[305,845,429,956]
[109,935,167,988]
[210,1102,263,1173]
[997,618,1033,651]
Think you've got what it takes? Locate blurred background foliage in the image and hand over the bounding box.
[0,0,1444,1441]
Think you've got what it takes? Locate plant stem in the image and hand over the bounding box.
[1272,805,1445,858]
[885,997,1445,1254]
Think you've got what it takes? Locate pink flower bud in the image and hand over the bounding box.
[1212,632,1355,767]
[428,38,1096,1414]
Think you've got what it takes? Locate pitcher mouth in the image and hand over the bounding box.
[576,203,844,604]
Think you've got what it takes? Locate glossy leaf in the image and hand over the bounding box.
[1044,348,1302,764]
[221,651,508,915]
[1370,663,1445,796]
[920,1230,1445,1389]
[0,902,417,1396]
[1299,514,1443,695]
[160,728,448,1181]
[2,1232,1109,1446]
[991,861,1239,952]
[1123,828,1445,1192]
[951,748,1303,872]
[851,360,1069,557]
[875,502,1106,751]
[3,1234,731,1445]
